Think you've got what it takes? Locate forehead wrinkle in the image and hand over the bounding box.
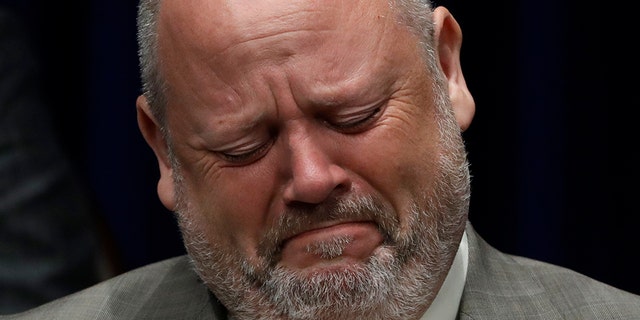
[211,7,339,71]
[297,32,401,107]
[225,7,334,51]
[212,29,328,72]
[281,2,402,106]
[195,76,267,135]
[161,0,409,124]
[164,0,335,58]
[161,0,392,58]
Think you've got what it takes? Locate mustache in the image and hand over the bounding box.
[256,194,400,261]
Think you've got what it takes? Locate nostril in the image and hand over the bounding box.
[286,200,319,212]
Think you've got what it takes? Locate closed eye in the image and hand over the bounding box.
[326,101,386,133]
[216,139,274,165]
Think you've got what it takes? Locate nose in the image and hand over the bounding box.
[282,130,350,205]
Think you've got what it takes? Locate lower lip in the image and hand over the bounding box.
[279,222,384,269]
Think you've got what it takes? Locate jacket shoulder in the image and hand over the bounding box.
[2,256,226,320]
[460,224,640,319]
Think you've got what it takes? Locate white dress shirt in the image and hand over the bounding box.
[420,231,469,320]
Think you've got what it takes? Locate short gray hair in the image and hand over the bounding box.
[136,0,165,124]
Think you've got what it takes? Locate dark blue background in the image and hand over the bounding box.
[3,0,638,295]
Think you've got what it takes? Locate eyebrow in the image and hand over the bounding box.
[305,74,393,110]
[196,106,270,141]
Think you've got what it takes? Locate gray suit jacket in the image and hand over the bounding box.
[4,223,640,319]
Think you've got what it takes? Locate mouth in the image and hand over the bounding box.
[281,220,373,244]
[278,221,384,270]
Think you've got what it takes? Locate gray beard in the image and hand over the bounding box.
[178,200,462,320]
[176,156,469,320]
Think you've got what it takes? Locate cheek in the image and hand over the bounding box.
[340,108,441,212]
[179,154,279,255]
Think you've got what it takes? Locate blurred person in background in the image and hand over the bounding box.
[0,6,106,314]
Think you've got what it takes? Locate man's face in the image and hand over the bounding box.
[154,0,470,318]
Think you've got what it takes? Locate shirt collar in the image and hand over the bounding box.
[419,231,469,320]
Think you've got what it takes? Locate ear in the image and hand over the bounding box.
[433,6,475,131]
[136,95,177,211]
